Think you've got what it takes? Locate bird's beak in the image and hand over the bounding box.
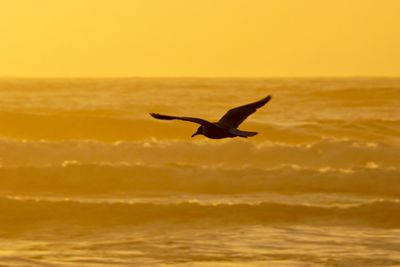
[191,132,198,138]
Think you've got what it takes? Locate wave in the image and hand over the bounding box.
[0,138,398,168]
[1,164,400,197]
[1,197,399,228]
[0,111,399,142]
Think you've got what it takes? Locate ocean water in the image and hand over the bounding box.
[0,77,399,266]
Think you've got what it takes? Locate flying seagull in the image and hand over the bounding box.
[150,95,272,139]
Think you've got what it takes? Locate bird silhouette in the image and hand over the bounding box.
[150,95,272,139]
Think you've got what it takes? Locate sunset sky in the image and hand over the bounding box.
[1,0,399,77]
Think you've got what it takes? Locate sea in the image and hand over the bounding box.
[0,77,399,267]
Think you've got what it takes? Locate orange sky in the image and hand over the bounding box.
[1,0,399,77]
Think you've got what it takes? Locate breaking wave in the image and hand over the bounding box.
[0,138,399,168]
[1,197,399,228]
[1,164,399,197]
[0,111,400,142]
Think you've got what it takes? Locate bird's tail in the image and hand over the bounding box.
[229,128,258,137]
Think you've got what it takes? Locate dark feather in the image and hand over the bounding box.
[149,113,212,126]
[218,95,272,128]
[149,113,177,120]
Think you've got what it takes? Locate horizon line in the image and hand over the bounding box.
[1,75,400,80]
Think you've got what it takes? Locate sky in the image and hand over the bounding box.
[0,0,399,77]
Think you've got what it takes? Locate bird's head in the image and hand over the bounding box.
[191,126,204,138]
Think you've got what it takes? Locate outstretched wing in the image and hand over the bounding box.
[150,113,213,126]
[218,95,272,128]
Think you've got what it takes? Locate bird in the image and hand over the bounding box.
[150,95,272,139]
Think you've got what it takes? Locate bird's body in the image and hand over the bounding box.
[195,124,237,139]
[150,95,272,139]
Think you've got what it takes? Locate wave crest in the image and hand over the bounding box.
[0,138,398,168]
[1,164,400,197]
[1,197,399,228]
